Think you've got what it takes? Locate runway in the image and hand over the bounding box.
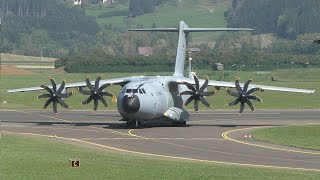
[1,109,320,171]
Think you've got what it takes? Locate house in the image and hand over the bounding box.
[138,47,154,56]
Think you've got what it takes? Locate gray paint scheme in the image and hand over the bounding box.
[7,21,315,122]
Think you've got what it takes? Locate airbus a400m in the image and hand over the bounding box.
[7,21,315,126]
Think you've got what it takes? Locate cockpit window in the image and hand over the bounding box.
[126,89,132,93]
[126,88,145,94]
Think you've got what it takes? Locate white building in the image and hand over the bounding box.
[102,0,115,3]
[74,0,81,5]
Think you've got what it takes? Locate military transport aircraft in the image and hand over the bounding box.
[7,21,315,126]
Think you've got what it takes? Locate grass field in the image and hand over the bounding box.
[86,0,229,41]
[252,125,320,151]
[1,134,320,179]
[1,69,320,111]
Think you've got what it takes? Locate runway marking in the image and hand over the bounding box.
[127,129,320,164]
[1,109,133,137]
[7,124,317,165]
[3,131,320,172]
[80,137,226,141]
[1,109,72,123]
[2,123,134,138]
[222,125,320,155]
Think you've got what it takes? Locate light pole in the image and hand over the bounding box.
[291,62,295,69]
[257,64,260,72]
[232,64,236,71]
[240,64,245,72]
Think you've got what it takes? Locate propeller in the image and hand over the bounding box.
[180,76,216,112]
[79,76,114,111]
[38,77,73,114]
[225,78,263,113]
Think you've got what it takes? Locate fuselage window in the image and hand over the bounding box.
[132,89,138,93]
[139,89,143,94]
[142,89,146,94]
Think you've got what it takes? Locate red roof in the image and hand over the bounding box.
[138,47,154,56]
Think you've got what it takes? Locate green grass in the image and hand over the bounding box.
[1,69,320,110]
[1,134,320,179]
[252,125,320,151]
[86,0,229,41]
[1,53,57,62]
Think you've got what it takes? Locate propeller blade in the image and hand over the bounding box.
[248,95,263,103]
[38,94,51,99]
[199,78,209,92]
[246,100,255,112]
[94,76,101,92]
[235,78,242,93]
[40,85,54,95]
[239,102,245,113]
[180,91,194,96]
[185,95,195,106]
[194,99,199,111]
[98,95,108,107]
[194,76,200,90]
[98,83,111,92]
[199,96,211,107]
[43,98,53,109]
[53,101,58,114]
[226,79,263,113]
[49,78,57,92]
[93,99,98,111]
[56,80,66,94]
[200,91,216,97]
[86,76,94,91]
[57,98,70,109]
[100,91,114,97]
[227,98,240,106]
[225,88,239,97]
[82,96,93,105]
[243,79,252,93]
[246,87,261,95]
[183,82,196,92]
[78,87,92,95]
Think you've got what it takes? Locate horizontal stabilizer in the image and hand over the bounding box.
[183,28,253,32]
[129,28,178,32]
[129,28,253,32]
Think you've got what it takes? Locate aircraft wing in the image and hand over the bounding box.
[6,77,132,93]
[173,77,315,94]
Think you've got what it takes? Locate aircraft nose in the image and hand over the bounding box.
[122,95,140,114]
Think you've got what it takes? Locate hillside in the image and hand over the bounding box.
[86,0,230,41]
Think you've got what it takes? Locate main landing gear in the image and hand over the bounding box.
[126,120,142,127]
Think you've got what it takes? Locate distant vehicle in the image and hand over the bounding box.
[7,21,315,127]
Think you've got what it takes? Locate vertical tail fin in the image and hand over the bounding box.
[130,21,253,77]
